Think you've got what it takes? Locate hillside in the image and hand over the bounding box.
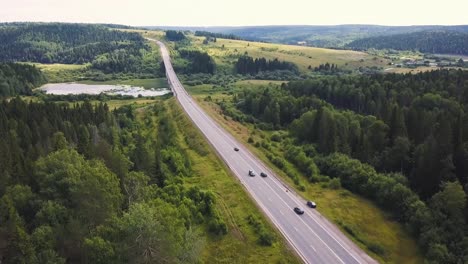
[346,31,468,55]
[0,23,145,63]
[151,25,468,48]
[167,33,390,74]
[0,23,162,76]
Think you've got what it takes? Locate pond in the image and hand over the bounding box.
[40,83,171,97]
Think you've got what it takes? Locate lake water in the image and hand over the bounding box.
[40,83,171,97]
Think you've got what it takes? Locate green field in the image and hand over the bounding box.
[185,80,424,264]
[189,35,390,72]
[166,98,300,264]
[30,63,88,82]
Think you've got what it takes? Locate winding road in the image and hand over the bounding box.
[151,38,377,264]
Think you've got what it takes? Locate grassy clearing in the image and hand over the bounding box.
[31,63,87,72]
[189,35,390,72]
[31,63,88,82]
[165,98,300,264]
[185,82,424,264]
[77,78,168,89]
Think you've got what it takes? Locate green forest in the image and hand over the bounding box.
[0,63,46,96]
[346,30,468,55]
[235,56,298,75]
[218,69,468,263]
[0,23,162,76]
[0,98,231,263]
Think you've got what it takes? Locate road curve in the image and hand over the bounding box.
[151,38,378,264]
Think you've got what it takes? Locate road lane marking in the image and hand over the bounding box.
[310,245,317,252]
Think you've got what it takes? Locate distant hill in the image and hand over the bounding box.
[346,31,468,55]
[146,25,468,48]
[0,22,146,64]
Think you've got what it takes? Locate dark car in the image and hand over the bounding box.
[260,172,267,177]
[234,147,239,151]
[248,170,256,177]
[294,207,304,215]
[307,201,317,208]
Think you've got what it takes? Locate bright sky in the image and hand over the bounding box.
[0,0,467,26]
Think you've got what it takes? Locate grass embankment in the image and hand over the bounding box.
[164,98,300,264]
[185,81,424,264]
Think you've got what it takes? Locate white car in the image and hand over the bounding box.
[248,170,256,177]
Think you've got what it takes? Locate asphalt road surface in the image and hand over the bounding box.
[150,38,378,264]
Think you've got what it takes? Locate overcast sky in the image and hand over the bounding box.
[1,0,467,26]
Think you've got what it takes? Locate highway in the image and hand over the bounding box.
[150,38,377,264]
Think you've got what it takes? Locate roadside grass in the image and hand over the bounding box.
[185,83,424,264]
[165,98,300,264]
[189,35,390,72]
[77,78,169,89]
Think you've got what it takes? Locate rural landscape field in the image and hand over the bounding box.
[1,1,467,264]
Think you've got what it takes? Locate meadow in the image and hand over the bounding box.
[189,35,391,73]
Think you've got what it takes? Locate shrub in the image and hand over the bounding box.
[367,243,386,256]
[246,214,275,246]
[328,178,341,189]
[271,132,282,142]
[259,230,275,246]
[208,218,228,235]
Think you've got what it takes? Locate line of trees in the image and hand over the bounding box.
[195,31,243,40]
[165,30,186,41]
[0,63,46,96]
[178,49,216,74]
[235,56,298,75]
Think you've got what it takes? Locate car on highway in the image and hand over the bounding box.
[248,170,256,177]
[260,172,267,177]
[294,207,305,215]
[307,201,317,208]
[234,147,239,151]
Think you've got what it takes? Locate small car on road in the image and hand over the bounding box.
[260,172,267,177]
[248,170,256,177]
[294,207,304,215]
[234,147,239,151]
[307,201,317,208]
